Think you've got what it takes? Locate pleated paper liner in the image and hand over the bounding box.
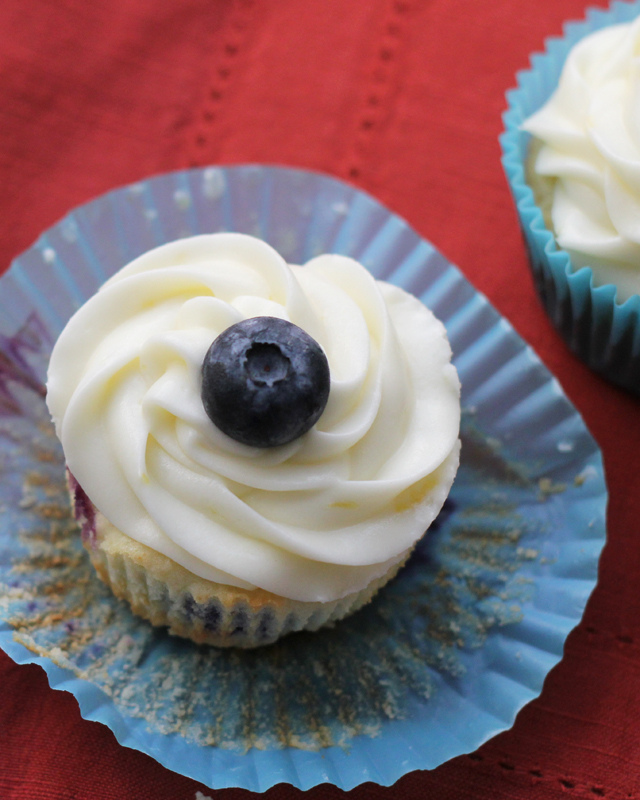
[0,166,607,792]
[501,0,640,396]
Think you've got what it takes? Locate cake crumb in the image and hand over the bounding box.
[538,477,567,498]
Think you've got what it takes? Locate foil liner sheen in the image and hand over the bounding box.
[0,166,607,791]
[500,0,640,396]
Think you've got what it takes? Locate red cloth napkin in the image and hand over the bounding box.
[1,1,639,798]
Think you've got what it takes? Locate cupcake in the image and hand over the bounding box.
[501,2,640,395]
[46,232,461,648]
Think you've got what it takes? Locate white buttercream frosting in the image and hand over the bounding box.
[523,17,640,302]
[47,234,460,602]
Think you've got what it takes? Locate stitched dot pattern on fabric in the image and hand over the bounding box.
[344,0,413,183]
[464,753,630,799]
[580,626,640,654]
[186,0,258,167]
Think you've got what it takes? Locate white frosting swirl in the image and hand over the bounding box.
[47,234,460,602]
[523,17,640,302]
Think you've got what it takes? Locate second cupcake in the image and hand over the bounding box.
[501,3,640,395]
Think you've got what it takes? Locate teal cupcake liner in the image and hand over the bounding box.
[0,166,607,791]
[500,0,640,396]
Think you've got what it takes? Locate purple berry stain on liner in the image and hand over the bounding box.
[67,471,97,549]
[0,313,48,414]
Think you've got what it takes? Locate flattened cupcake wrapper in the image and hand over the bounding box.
[500,0,640,396]
[0,166,607,791]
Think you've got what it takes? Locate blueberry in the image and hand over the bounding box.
[201,317,330,447]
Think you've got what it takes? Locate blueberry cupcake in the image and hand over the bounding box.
[501,2,640,395]
[47,233,461,647]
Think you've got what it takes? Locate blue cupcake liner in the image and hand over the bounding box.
[500,1,640,396]
[0,166,607,791]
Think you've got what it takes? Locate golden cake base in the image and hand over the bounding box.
[82,509,409,649]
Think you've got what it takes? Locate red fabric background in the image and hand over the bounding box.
[1,1,639,798]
